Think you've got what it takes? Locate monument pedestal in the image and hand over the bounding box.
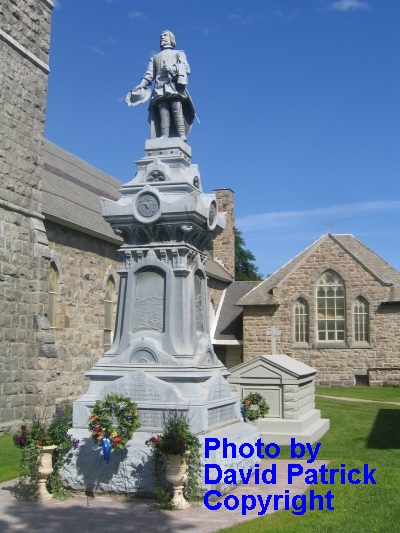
[227,355,330,445]
[61,422,259,496]
[62,136,261,494]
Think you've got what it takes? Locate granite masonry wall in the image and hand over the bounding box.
[242,238,400,386]
[282,381,315,420]
[44,220,121,402]
[0,0,54,433]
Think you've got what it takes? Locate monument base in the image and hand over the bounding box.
[254,409,330,445]
[60,422,260,496]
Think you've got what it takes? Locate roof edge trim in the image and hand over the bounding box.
[44,214,123,245]
[329,234,392,287]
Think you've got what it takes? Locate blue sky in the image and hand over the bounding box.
[46,0,400,277]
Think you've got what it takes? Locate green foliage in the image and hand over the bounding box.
[241,392,269,422]
[235,229,263,281]
[146,411,202,508]
[13,403,78,500]
[0,435,20,482]
[316,386,400,402]
[89,393,140,450]
[17,442,42,501]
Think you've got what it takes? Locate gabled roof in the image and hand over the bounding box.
[331,234,400,286]
[236,235,326,306]
[43,140,123,244]
[213,281,260,342]
[236,234,400,306]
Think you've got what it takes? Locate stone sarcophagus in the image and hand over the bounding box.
[227,355,330,444]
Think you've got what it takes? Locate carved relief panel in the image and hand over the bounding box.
[195,271,204,332]
[133,269,165,332]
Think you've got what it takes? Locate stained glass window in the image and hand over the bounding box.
[48,262,58,329]
[317,271,345,342]
[295,299,309,342]
[354,298,369,342]
[104,277,115,351]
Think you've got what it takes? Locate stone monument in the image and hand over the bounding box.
[61,31,259,495]
[227,328,330,445]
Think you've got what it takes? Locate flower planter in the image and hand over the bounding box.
[164,451,190,510]
[38,445,57,502]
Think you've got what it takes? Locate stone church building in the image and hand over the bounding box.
[0,0,399,433]
[217,232,400,387]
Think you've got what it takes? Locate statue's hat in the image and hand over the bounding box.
[126,86,151,107]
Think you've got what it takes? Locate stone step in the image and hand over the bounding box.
[256,410,330,445]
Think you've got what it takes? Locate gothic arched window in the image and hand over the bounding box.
[48,262,58,330]
[294,299,309,343]
[354,297,369,342]
[104,277,116,351]
[317,271,345,342]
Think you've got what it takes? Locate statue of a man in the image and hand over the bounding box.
[127,30,195,141]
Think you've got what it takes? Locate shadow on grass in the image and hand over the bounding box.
[366,409,400,449]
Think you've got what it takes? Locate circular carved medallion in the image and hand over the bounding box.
[208,201,217,227]
[137,193,159,218]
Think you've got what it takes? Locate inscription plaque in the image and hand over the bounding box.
[208,404,235,427]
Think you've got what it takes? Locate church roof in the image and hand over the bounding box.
[43,140,123,244]
[236,233,400,306]
[204,255,234,282]
[213,281,260,342]
[42,140,233,282]
[330,234,400,286]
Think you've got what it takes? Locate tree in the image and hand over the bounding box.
[235,229,264,281]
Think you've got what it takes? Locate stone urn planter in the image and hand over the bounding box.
[164,451,190,510]
[38,445,57,502]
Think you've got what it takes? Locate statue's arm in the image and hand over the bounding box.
[176,51,190,86]
[139,57,155,87]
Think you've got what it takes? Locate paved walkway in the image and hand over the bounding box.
[0,460,326,533]
[316,394,400,406]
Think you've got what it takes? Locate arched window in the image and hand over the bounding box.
[294,299,309,343]
[317,271,345,342]
[354,298,369,342]
[104,277,115,351]
[48,262,58,330]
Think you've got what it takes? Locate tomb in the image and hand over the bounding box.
[227,354,330,444]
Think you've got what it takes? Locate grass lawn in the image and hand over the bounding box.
[0,435,20,483]
[218,396,400,533]
[316,387,400,403]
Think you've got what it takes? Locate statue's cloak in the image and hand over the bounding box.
[148,89,196,139]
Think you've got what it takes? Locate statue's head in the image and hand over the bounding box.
[160,30,176,50]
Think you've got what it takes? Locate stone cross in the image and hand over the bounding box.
[266,326,281,355]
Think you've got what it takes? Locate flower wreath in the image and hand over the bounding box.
[89,393,140,461]
[241,392,269,422]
